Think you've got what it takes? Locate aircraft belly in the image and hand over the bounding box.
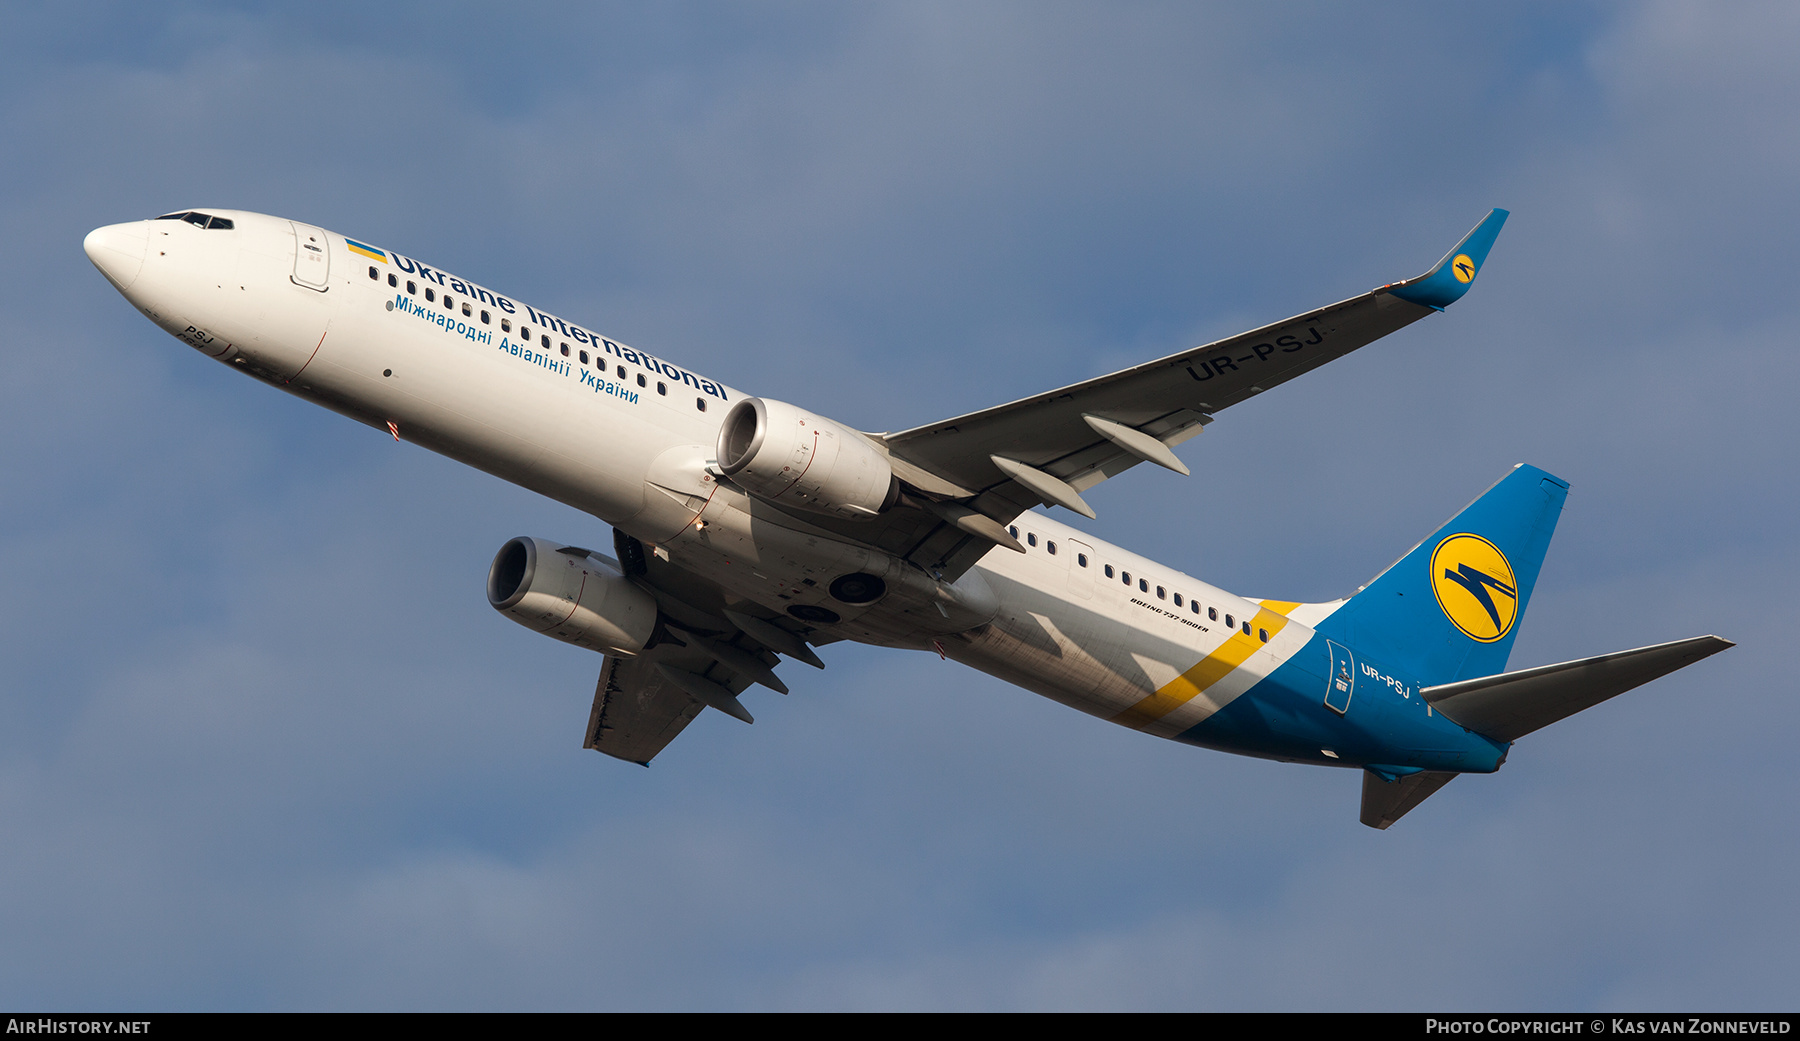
[944,561,1337,752]
[640,483,1001,642]
[948,619,1147,721]
[949,571,1213,724]
[678,496,875,600]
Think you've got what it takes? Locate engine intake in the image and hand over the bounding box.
[716,397,899,519]
[487,536,658,655]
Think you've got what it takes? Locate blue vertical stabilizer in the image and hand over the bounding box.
[1315,464,1568,685]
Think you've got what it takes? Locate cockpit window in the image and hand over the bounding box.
[152,211,234,230]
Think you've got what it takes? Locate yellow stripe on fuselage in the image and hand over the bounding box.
[1109,601,1299,729]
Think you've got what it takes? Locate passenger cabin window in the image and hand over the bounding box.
[521,326,531,340]
[657,382,666,395]
[1047,541,1056,555]
[1191,600,1201,615]
[1209,607,1218,621]
[617,366,626,379]
[1139,579,1149,592]
[580,350,589,364]
[368,266,379,280]
[1242,621,1252,636]
[502,319,512,332]
[636,374,646,387]
[1173,593,1183,607]
[1156,586,1165,600]
[425,288,435,302]
[1258,628,1269,643]
[1027,533,1037,547]
[1009,526,1019,539]
[1104,565,1114,578]
[444,295,454,309]
[1077,554,1087,567]
[480,311,490,324]
[406,281,417,295]
[696,398,707,411]
[462,303,472,317]
[1225,614,1234,629]
[540,335,550,349]
[388,273,398,287]
[560,343,570,357]
[1121,571,1131,585]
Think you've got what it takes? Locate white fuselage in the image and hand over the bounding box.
[86,210,1336,747]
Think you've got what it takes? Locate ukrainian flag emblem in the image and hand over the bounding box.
[346,239,387,263]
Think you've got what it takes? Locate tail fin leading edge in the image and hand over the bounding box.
[1316,464,1569,686]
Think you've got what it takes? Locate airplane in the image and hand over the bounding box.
[83,206,1731,828]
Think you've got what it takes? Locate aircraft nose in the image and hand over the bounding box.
[84,221,148,292]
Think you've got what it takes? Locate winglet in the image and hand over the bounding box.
[1386,208,1510,311]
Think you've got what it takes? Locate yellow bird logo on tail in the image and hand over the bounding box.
[1430,533,1518,642]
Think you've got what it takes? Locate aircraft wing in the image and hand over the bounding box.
[584,535,829,764]
[872,210,1509,578]
[583,651,712,765]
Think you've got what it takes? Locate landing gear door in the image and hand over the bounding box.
[1324,640,1355,715]
[290,222,331,291]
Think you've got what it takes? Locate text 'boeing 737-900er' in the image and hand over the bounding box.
[83,207,1731,828]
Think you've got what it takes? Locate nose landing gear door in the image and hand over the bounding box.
[290,222,331,291]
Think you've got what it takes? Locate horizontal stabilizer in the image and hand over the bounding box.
[1361,769,1457,829]
[1423,635,1733,742]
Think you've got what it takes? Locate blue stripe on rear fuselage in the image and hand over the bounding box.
[1175,633,1508,772]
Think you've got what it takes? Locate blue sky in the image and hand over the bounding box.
[1,1,1795,1010]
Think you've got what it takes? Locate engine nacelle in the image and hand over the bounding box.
[715,397,899,519]
[486,536,658,655]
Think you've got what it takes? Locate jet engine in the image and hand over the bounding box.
[486,536,658,655]
[715,397,900,519]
